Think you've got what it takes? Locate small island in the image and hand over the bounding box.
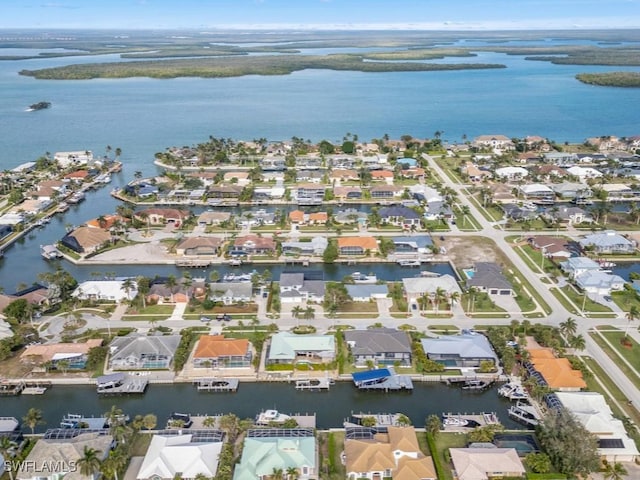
[27,101,52,111]
[576,72,640,88]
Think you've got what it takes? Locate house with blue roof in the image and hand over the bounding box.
[420,333,498,368]
[579,230,636,254]
[575,271,625,296]
[345,284,389,302]
[560,257,602,280]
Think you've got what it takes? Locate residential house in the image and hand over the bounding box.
[193,335,253,368]
[175,236,223,256]
[392,236,433,254]
[502,204,537,222]
[423,201,453,221]
[449,448,525,480]
[488,183,517,203]
[296,171,324,183]
[206,185,243,199]
[345,284,389,302]
[134,208,190,227]
[543,206,592,226]
[466,263,514,296]
[379,206,421,228]
[534,164,568,180]
[209,282,253,305]
[267,332,335,364]
[72,280,138,302]
[370,185,402,198]
[553,392,639,462]
[137,434,223,480]
[20,339,103,370]
[54,150,93,168]
[0,224,12,241]
[0,284,55,315]
[289,210,306,225]
[529,236,574,260]
[279,273,325,303]
[333,186,362,200]
[409,185,443,203]
[282,237,328,256]
[31,180,67,201]
[420,333,498,368]
[296,184,326,204]
[18,432,112,480]
[233,430,316,480]
[146,278,190,304]
[371,170,394,183]
[330,169,359,182]
[579,230,636,254]
[344,328,412,367]
[518,183,555,201]
[337,237,378,256]
[400,167,426,179]
[124,181,159,198]
[494,166,528,181]
[600,184,635,201]
[223,171,250,186]
[574,271,625,296]
[550,182,592,200]
[560,256,602,279]
[233,235,276,255]
[63,169,90,183]
[108,334,181,370]
[526,347,586,391]
[197,211,231,226]
[402,275,461,306]
[461,162,491,182]
[344,427,436,480]
[60,226,111,254]
[86,214,127,230]
[473,135,516,151]
[567,166,603,182]
[543,152,578,166]
[334,209,368,225]
[308,212,328,225]
[525,135,551,152]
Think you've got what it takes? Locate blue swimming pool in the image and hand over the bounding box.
[493,433,539,456]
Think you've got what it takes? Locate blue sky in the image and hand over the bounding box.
[3,0,640,30]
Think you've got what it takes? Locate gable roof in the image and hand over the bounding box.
[268,332,335,361]
[379,206,420,219]
[194,335,249,358]
[109,335,181,361]
[450,448,525,480]
[421,334,497,361]
[344,328,411,355]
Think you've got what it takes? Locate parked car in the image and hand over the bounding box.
[200,316,212,323]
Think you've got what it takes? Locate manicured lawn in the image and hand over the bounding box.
[454,208,481,232]
[589,332,640,390]
[126,304,175,315]
[432,432,467,480]
[601,331,640,372]
[560,285,612,313]
[338,301,378,313]
[549,287,579,314]
[460,292,507,314]
[611,290,640,313]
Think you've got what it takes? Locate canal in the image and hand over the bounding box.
[2,382,524,431]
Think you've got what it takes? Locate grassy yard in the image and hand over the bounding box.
[460,292,507,314]
[611,290,640,313]
[560,285,612,313]
[454,208,481,232]
[601,331,640,372]
[467,194,505,222]
[432,432,467,480]
[515,245,560,275]
[126,304,175,315]
[589,332,640,390]
[338,301,378,313]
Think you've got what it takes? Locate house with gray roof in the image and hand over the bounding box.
[209,282,253,305]
[279,273,325,304]
[421,333,498,368]
[281,236,327,256]
[466,262,514,296]
[345,284,389,302]
[108,334,181,370]
[575,271,625,296]
[267,332,335,365]
[579,230,636,254]
[344,328,412,367]
[334,209,368,225]
[392,236,433,253]
[379,206,421,227]
[560,256,602,279]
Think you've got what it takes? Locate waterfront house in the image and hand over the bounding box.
[550,182,592,200]
[466,262,514,296]
[334,208,368,225]
[281,236,328,256]
[526,348,586,391]
[333,186,363,200]
[494,166,528,181]
[146,278,190,304]
[296,183,326,204]
[279,273,325,303]
[518,183,554,201]
[86,214,127,231]
[63,169,90,183]
[330,168,359,182]
[579,230,636,254]
[72,280,138,302]
[18,432,112,480]
[488,183,517,203]
[560,257,602,280]
[197,210,231,226]
[370,185,402,198]
[30,180,67,201]
[529,236,574,260]
[402,275,462,306]
[566,166,603,181]
[60,226,112,254]
[392,236,433,254]
[20,339,103,370]
[345,284,389,302]
[449,448,525,480]
[600,184,635,201]
[543,206,592,226]
[193,335,253,368]
[553,392,639,462]
[108,334,181,370]
[344,426,437,480]
[337,237,378,256]
[543,152,578,166]
[371,170,394,183]
[462,162,492,182]
[209,282,253,305]
[344,328,412,367]
[137,434,223,480]
[124,181,159,198]
[289,209,305,225]
[420,333,498,368]
[379,206,421,228]
[175,236,223,256]
[223,171,251,185]
[296,170,324,183]
[206,184,243,199]
[267,331,335,365]
[473,135,515,151]
[233,429,316,480]
[233,234,276,255]
[574,271,625,296]
[0,284,55,315]
[54,150,93,168]
[134,208,190,227]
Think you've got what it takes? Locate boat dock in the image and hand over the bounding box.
[193,378,239,392]
[96,373,148,395]
[442,412,500,431]
[0,380,25,396]
[508,402,541,427]
[176,259,211,268]
[352,367,414,392]
[344,412,407,427]
[446,376,497,390]
[294,378,332,391]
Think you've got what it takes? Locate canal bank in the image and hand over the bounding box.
[1,382,523,431]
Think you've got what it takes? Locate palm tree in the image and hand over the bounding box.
[0,437,17,480]
[568,334,586,352]
[209,270,220,283]
[286,467,299,480]
[165,275,178,303]
[425,414,441,438]
[602,460,628,480]
[23,408,45,434]
[559,318,578,338]
[433,287,447,315]
[142,414,157,430]
[121,278,135,302]
[272,468,284,480]
[101,449,127,480]
[77,446,102,478]
[291,306,303,319]
[104,405,125,428]
[202,416,217,428]
[303,306,315,320]
[625,306,639,338]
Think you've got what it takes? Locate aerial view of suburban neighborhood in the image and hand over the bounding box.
[2,2,640,480]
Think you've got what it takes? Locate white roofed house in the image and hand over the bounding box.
[54,150,93,168]
[543,206,592,226]
[579,230,636,254]
[575,271,625,296]
[267,331,335,365]
[494,166,528,181]
[209,282,253,305]
[566,166,603,182]
[108,334,181,370]
[72,280,138,302]
[421,333,498,369]
[473,135,515,152]
[560,257,602,279]
[518,183,554,201]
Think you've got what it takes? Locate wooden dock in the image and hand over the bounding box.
[294,378,332,391]
[442,411,500,431]
[96,373,148,395]
[0,381,25,396]
[176,259,211,268]
[194,378,239,392]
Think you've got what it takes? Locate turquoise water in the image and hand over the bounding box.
[463,268,475,279]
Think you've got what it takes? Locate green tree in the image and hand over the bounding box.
[524,452,552,474]
[425,414,441,438]
[2,299,30,324]
[77,446,102,478]
[323,240,338,263]
[568,334,586,352]
[602,460,628,480]
[0,437,17,480]
[22,407,45,434]
[625,306,639,338]
[360,416,377,427]
[467,424,504,443]
[142,414,157,430]
[559,318,577,338]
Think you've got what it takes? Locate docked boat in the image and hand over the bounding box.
[598,259,616,268]
[344,412,408,428]
[508,402,540,427]
[521,202,537,211]
[22,386,47,395]
[95,173,112,184]
[67,192,85,204]
[398,260,421,267]
[167,413,193,429]
[255,409,292,425]
[60,414,109,429]
[461,379,493,391]
[57,202,69,212]
[498,383,528,401]
[442,417,469,427]
[351,272,378,284]
[41,244,62,260]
